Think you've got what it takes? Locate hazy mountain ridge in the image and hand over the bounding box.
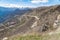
[0,7,32,23]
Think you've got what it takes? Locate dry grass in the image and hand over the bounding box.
[8,33,60,40]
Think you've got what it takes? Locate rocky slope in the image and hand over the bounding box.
[0,5,60,40]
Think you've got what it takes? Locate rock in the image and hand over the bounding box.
[53,15,60,29]
[2,37,8,40]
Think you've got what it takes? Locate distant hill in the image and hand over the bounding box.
[0,7,32,23]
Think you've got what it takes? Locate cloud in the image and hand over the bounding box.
[0,4,20,8]
[0,4,23,8]
[31,0,48,3]
[0,3,35,8]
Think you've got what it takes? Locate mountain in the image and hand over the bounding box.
[0,5,60,40]
[0,7,32,23]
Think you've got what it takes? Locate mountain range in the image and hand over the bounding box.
[0,5,60,40]
[0,7,32,23]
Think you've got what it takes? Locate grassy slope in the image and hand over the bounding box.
[8,33,60,40]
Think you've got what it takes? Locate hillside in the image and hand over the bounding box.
[0,5,60,40]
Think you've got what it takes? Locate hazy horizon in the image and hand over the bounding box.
[0,0,60,8]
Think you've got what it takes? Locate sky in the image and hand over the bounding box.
[0,0,60,8]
